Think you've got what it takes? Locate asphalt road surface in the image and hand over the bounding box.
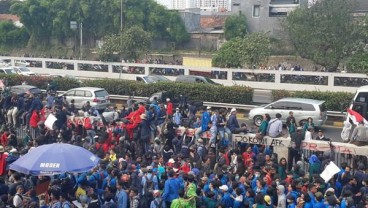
[240,119,344,142]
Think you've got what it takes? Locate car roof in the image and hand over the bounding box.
[177,75,203,78]
[11,85,38,89]
[67,87,106,92]
[277,97,325,105]
[356,85,368,93]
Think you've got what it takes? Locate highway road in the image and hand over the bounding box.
[240,119,344,142]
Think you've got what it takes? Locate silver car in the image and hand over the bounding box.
[62,87,110,110]
[249,98,327,127]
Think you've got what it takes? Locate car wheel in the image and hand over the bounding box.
[253,115,263,127]
[299,119,307,127]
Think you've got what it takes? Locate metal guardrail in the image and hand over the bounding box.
[51,91,345,118]
[108,94,345,118]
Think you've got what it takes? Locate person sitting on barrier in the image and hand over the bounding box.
[350,121,368,146]
[267,113,283,138]
[315,130,329,141]
[303,117,315,134]
[256,114,271,139]
[228,108,248,134]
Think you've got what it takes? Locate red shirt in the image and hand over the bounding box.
[0,133,8,147]
[167,102,173,115]
[84,117,93,130]
[30,111,40,128]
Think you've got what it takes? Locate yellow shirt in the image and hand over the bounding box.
[109,153,117,162]
[75,187,86,199]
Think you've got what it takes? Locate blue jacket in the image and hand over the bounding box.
[162,178,181,202]
[201,111,210,131]
[228,114,240,132]
[28,97,43,113]
[116,189,128,208]
[16,97,24,110]
[221,192,234,208]
[3,96,11,110]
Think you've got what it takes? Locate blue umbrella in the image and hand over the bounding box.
[9,143,100,176]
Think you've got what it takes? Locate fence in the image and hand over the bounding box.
[1,56,367,93]
[233,134,366,171]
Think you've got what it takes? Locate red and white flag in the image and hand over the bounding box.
[347,108,367,125]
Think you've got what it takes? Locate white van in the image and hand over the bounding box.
[349,85,368,120]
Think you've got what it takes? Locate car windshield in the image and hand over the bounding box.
[95,90,108,97]
[146,76,169,83]
[19,67,30,72]
[5,69,15,74]
[204,77,216,84]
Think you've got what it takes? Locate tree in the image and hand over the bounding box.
[285,0,358,71]
[212,33,270,68]
[120,26,152,60]
[10,0,188,47]
[99,26,152,61]
[224,12,247,40]
[346,52,368,73]
[0,21,29,48]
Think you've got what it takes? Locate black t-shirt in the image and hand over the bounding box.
[8,181,22,196]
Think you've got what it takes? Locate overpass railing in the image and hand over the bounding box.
[1,56,366,93]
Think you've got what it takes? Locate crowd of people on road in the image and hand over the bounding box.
[0,87,366,208]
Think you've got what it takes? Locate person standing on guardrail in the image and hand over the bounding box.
[217,110,232,147]
[195,106,211,139]
[288,127,304,171]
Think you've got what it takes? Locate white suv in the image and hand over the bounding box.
[62,87,110,110]
[249,98,327,127]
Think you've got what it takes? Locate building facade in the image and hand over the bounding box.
[231,0,306,37]
[155,0,232,11]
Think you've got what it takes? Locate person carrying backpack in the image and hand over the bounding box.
[141,167,159,195]
[150,190,164,208]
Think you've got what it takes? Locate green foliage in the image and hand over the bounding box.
[82,80,254,104]
[212,33,270,68]
[0,75,253,104]
[121,26,152,60]
[212,38,243,68]
[99,26,152,61]
[346,52,368,73]
[0,21,29,47]
[285,0,358,71]
[0,75,80,91]
[272,90,353,111]
[98,34,120,62]
[224,12,247,40]
[10,0,188,47]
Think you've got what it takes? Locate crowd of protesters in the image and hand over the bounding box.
[0,87,366,208]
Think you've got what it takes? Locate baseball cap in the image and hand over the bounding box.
[264,195,271,205]
[219,185,228,191]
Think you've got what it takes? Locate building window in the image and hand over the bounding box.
[253,5,260,17]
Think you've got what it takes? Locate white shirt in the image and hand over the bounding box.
[13,194,24,208]
[305,131,312,141]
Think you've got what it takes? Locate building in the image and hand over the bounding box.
[154,0,232,11]
[154,0,172,9]
[197,0,232,11]
[231,0,306,37]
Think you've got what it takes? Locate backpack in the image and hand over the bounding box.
[197,144,208,160]
[144,175,154,194]
[139,194,152,208]
[154,198,163,208]
[181,143,189,158]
